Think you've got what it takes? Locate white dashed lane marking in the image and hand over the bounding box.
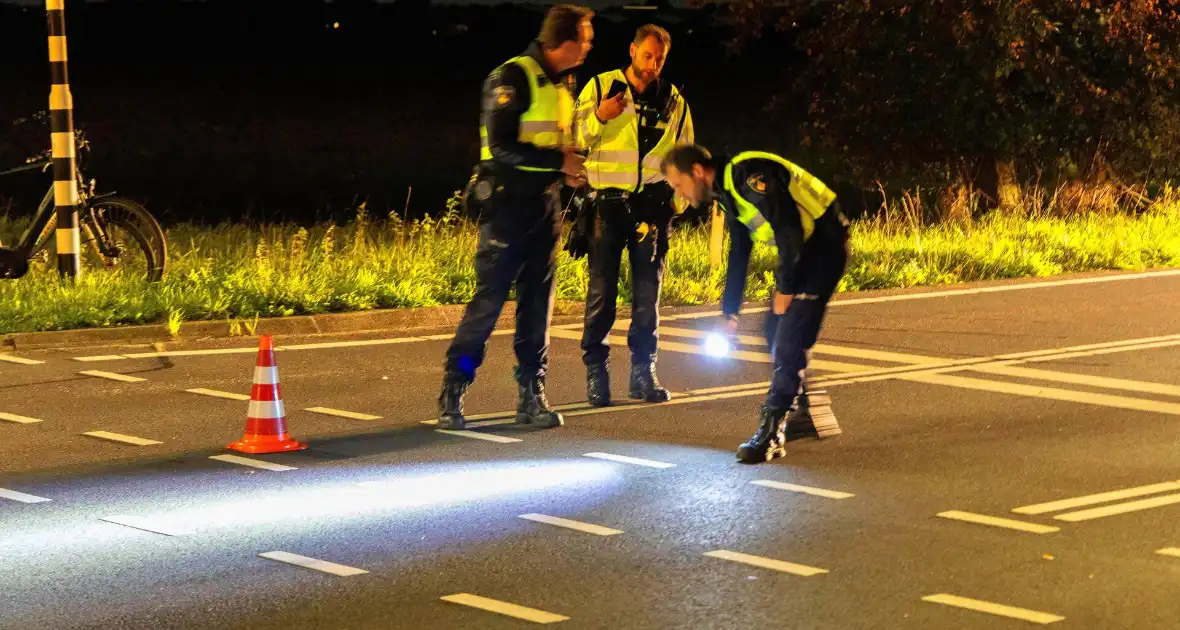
[209,454,297,471]
[79,370,146,383]
[936,510,1059,534]
[304,407,382,421]
[703,550,828,576]
[435,430,522,444]
[0,412,43,424]
[186,388,251,401]
[519,513,623,536]
[100,515,191,536]
[0,488,52,503]
[582,452,676,469]
[440,593,569,624]
[258,551,368,576]
[82,431,163,446]
[0,354,44,365]
[750,480,855,499]
[922,593,1064,624]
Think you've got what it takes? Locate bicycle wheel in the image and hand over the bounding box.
[81,197,167,282]
[38,197,167,282]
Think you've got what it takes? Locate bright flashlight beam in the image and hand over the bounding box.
[704,333,731,357]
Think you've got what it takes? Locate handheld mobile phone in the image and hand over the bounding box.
[606,79,627,99]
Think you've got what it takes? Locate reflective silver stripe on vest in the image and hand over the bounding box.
[521,121,560,134]
[589,171,642,186]
[588,149,639,162]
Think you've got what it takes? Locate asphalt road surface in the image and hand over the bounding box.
[3,269,1180,629]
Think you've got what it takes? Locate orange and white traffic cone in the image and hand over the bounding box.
[227,335,306,454]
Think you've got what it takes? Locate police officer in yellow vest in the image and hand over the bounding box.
[571,24,694,408]
[661,144,850,463]
[439,5,594,430]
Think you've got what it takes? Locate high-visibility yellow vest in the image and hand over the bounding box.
[479,55,574,172]
[722,151,837,246]
[575,70,691,191]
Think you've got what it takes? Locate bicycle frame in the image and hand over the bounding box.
[0,160,57,259]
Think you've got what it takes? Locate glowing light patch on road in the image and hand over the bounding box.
[703,333,731,358]
[105,460,620,535]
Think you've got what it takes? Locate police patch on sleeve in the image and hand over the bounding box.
[746,173,768,194]
[493,85,515,108]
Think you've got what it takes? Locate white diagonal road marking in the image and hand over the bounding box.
[936,510,1059,534]
[1012,480,1180,515]
[440,593,569,624]
[258,551,368,576]
[703,550,828,576]
[922,593,1064,624]
[750,480,855,499]
[519,513,623,536]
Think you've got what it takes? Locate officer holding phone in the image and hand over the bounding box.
[569,23,695,408]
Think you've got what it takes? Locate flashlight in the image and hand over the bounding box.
[704,333,731,358]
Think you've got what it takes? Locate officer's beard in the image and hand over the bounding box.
[630,62,658,85]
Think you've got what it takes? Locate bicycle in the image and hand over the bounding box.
[0,113,167,281]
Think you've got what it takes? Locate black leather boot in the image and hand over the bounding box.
[736,406,789,463]
[437,379,469,430]
[629,362,671,402]
[516,379,564,428]
[587,361,611,407]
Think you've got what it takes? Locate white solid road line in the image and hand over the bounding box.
[899,372,1180,416]
[68,270,1180,363]
[185,388,251,401]
[435,429,522,444]
[422,417,517,428]
[101,515,191,536]
[1156,548,1180,558]
[1012,480,1180,515]
[1053,492,1180,522]
[82,431,163,446]
[258,551,369,576]
[441,593,569,624]
[0,411,43,424]
[519,513,623,536]
[304,407,382,421]
[583,452,676,469]
[0,488,52,503]
[922,593,1064,624]
[79,370,146,383]
[750,480,855,499]
[936,510,1060,534]
[0,354,44,365]
[968,363,1180,397]
[209,454,297,472]
[74,355,129,362]
[703,550,828,576]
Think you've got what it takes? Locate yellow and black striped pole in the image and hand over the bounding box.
[46,0,81,279]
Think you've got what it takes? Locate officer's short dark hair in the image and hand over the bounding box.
[539,5,594,50]
[634,24,671,51]
[662,143,712,174]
